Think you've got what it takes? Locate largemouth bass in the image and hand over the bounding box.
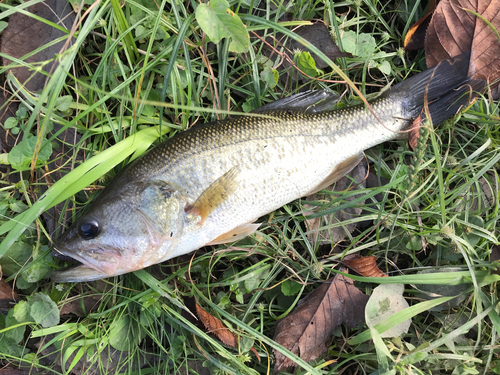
[52,53,483,282]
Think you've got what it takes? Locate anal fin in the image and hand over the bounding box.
[207,223,261,245]
[186,166,241,225]
[305,153,364,196]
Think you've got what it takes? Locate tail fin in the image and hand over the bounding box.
[392,52,486,125]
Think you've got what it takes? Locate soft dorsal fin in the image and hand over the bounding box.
[207,223,261,245]
[185,166,241,225]
[305,153,364,196]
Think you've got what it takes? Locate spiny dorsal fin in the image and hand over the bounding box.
[252,90,340,114]
[305,153,364,196]
[207,223,261,245]
[186,165,241,225]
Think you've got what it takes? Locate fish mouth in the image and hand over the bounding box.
[51,246,123,282]
[51,264,111,283]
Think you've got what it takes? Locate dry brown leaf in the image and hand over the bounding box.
[0,279,19,301]
[195,302,239,348]
[183,297,260,363]
[0,279,20,314]
[425,0,500,85]
[341,255,388,278]
[287,23,348,70]
[407,114,423,151]
[426,0,475,67]
[453,172,497,213]
[59,281,111,317]
[59,295,103,317]
[262,22,348,85]
[273,271,369,373]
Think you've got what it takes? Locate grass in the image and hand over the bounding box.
[0,0,499,374]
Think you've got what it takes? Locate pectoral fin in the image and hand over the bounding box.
[305,153,364,196]
[207,223,261,245]
[186,166,241,225]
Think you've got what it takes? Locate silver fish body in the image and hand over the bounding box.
[52,53,481,282]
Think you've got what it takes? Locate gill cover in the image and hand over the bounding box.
[52,180,183,282]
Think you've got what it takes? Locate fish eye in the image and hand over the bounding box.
[78,219,100,240]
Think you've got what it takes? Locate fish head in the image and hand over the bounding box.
[52,181,184,282]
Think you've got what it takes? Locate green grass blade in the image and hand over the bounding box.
[401,306,493,364]
[109,0,138,63]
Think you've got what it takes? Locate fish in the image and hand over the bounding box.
[52,52,484,282]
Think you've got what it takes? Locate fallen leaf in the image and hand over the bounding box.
[408,114,423,151]
[453,172,497,213]
[404,0,437,51]
[0,279,19,301]
[195,301,238,347]
[287,23,348,70]
[341,255,388,277]
[183,297,260,363]
[425,0,500,85]
[416,268,468,311]
[273,271,369,373]
[436,313,476,346]
[58,280,111,317]
[365,284,411,338]
[0,279,20,314]
[262,22,347,85]
[59,295,103,317]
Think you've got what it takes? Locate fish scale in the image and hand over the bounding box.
[162,98,406,247]
[128,98,404,195]
[52,53,484,282]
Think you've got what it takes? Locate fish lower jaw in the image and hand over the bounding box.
[52,249,123,282]
[51,265,111,283]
